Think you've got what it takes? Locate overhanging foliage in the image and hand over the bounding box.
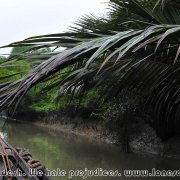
[0,0,180,137]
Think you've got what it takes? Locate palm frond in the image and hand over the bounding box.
[0,0,180,137]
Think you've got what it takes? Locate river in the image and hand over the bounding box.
[0,121,180,179]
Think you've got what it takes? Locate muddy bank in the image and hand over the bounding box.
[11,100,180,158]
[34,116,180,159]
[35,120,118,144]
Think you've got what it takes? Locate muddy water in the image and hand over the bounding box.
[1,122,180,180]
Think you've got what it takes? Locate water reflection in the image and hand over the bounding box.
[0,122,180,180]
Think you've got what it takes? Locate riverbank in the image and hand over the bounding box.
[11,100,180,159]
[34,120,119,144]
[34,118,180,159]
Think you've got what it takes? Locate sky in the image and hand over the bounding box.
[0,0,108,55]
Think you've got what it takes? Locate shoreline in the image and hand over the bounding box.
[7,110,180,159]
[34,121,119,144]
[34,121,180,159]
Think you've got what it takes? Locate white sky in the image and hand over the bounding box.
[0,0,108,55]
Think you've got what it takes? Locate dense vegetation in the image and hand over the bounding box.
[0,0,180,140]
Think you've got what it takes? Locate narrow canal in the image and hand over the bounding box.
[1,121,179,179]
